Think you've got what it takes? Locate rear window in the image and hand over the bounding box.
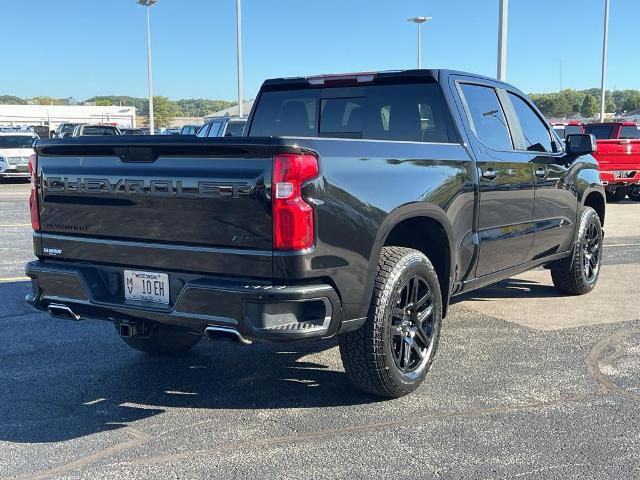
[620,125,640,139]
[249,83,455,143]
[82,126,118,136]
[565,125,583,136]
[584,125,614,140]
[0,135,36,148]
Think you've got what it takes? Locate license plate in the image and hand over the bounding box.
[124,270,169,304]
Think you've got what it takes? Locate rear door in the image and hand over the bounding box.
[501,90,577,258]
[456,81,535,277]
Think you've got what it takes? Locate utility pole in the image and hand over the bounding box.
[497,0,508,81]
[137,0,157,134]
[408,17,431,69]
[236,0,243,117]
[599,0,610,122]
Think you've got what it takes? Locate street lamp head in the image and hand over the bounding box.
[137,0,157,6]
[408,16,431,24]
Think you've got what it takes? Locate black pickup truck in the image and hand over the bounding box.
[25,69,605,397]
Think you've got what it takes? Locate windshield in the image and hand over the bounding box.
[60,124,76,133]
[0,136,36,149]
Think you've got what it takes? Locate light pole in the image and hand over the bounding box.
[138,0,156,134]
[408,16,431,69]
[236,0,243,117]
[497,0,508,81]
[599,0,610,122]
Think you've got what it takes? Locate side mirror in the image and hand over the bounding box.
[565,134,596,156]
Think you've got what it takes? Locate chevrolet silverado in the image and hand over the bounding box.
[25,69,605,397]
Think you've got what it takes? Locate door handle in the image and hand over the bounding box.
[481,168,498,180]
[534,167,548,178]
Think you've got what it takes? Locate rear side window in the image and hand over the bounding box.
[585,125,614,139]
[460,84,513,150]
[249,83,454,143]
[507,93,554,152]
[620,126,640,139]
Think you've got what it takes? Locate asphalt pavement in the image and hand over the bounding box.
[1,181,638,479]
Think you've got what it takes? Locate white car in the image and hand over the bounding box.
[0,132,38,180]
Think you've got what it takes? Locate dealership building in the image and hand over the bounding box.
[0,104,137,131]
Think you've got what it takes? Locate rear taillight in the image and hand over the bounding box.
[272,153,319,250]
[28,154,40,231]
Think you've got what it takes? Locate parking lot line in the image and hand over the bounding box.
[0,276,28,282]
[0,223,31,228]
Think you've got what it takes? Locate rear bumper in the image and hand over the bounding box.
[600,170,640,187]
[25,260,344,342]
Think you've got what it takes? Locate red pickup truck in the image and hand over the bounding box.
[584,122,640,202]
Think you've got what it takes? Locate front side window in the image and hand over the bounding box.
[460,84,513,150]
[508,93,554,152]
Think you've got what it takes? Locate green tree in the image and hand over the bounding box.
[95,99,114,106]
[147,96,178,128]
[0,95,25,105]
[581,94,597,118]
[30,96,65,105]
[622,94,640,112]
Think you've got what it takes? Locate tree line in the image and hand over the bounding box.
[529,88,640,119]
[0,95,236,118]
[3,88,640,123]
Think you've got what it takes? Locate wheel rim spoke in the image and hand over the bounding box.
[582,221,601,282]
[389,272,436,375]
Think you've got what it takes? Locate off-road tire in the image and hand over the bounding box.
[551,206,603,295]
[339,247,442,398]
[121,328,201,356]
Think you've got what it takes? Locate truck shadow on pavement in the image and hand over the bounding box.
[453,277,565,302]
[0,282,379,444]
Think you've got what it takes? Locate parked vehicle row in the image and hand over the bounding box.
[26,69,605,397]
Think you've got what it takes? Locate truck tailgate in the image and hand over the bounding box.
[594,139,640,169]
[35,139,273,274]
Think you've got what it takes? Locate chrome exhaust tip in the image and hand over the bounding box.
[47,303,81,321]
[204,326,251,345]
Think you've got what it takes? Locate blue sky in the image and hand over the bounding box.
[2,0,638,100]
